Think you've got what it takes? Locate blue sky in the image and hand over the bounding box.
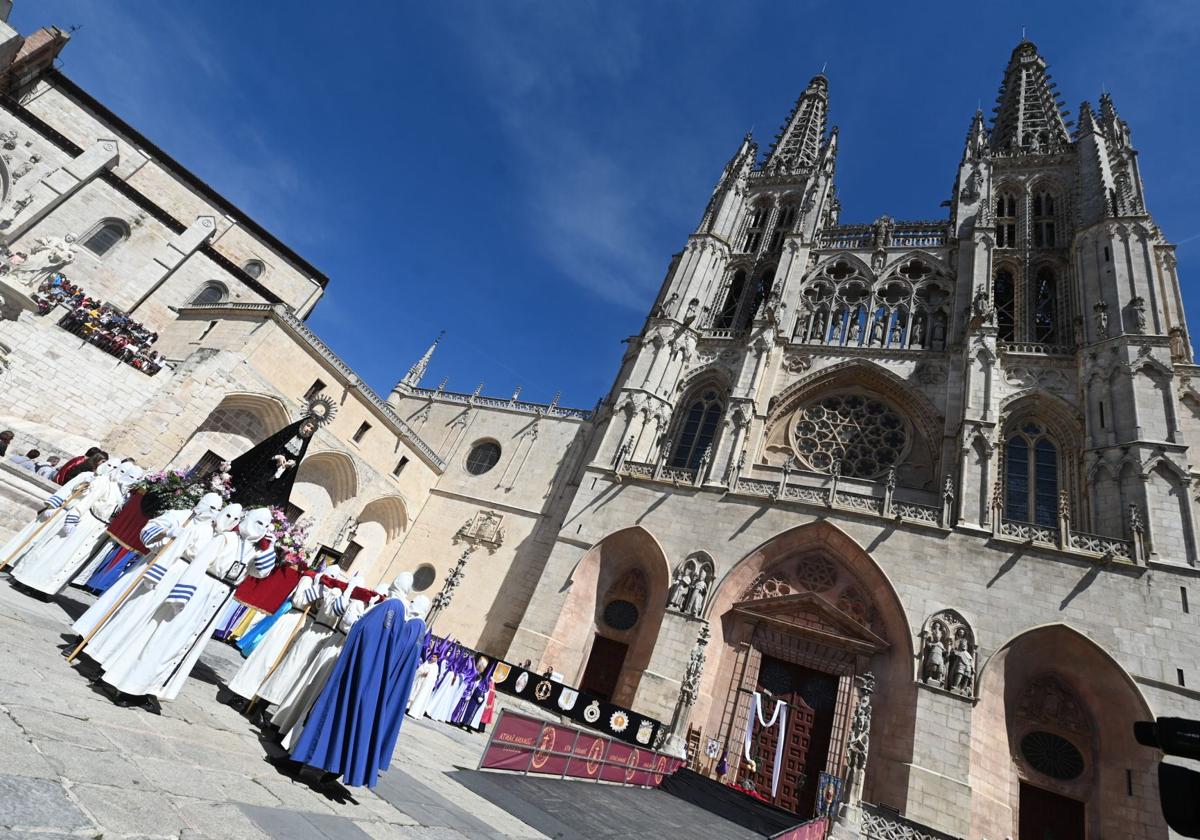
[14,1,1200,409]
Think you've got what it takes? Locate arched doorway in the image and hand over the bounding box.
[696,522,914,820]
[970,624,1167,839]
[543,527,671,709]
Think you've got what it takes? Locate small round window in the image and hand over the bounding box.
[412,564,436,592]
[1020,731,1085,781]
[603,599,639,631]
[465,441,502,475]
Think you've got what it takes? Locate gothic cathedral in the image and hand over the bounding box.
[500,41,1194,838]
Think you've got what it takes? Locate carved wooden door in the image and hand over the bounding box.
[749,695,815,814]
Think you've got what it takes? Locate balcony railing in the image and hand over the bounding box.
[862,803,963,840]
[999,341,1075,357]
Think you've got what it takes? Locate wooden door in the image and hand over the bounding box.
[1019,782,1085,840]
[750,694,815,813]
[579,635,628,702]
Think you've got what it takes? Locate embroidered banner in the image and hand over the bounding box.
[480,709,684,788]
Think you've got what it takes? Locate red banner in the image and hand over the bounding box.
[480,710,684,788]
[775,818,827,840]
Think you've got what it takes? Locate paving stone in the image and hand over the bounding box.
[4,704,113,751]
[70,781,190,836]
[0,773,91,832]
[172,798,271,840]
[132,755,228,801]
[101,723,185,762]
[0,729,57,779]
[250,773,338,813]
[38,737,151,790]
[239,804,374,840]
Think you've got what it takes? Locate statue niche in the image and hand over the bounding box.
[919,609,976,697]
[667,552,715,618]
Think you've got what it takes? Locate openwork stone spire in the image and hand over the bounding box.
[765,74,828,174]
[401,330,443,388]
[989,41,1070,154]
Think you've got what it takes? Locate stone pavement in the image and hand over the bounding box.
[0,578,549,840]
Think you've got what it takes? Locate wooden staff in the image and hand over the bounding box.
[0,484,90,573]
[244,602,313,716]
[66,513,193,663]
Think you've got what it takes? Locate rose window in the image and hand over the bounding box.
[792,393,909,478]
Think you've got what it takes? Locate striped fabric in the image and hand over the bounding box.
[140,523,166,545]
[297,580,320,606]
[332,593,350,617]
[144,563,169,584]
[46,495,64,509]
[252,547,276,576]
[64,512,81,526]
[165,583,196,605]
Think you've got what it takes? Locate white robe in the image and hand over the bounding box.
[427,666,465,722]
[276,597,367,749]
[407,661,439,717]
[72,538,121,586]
[101,529,274,700]
[226,574,317,700]
[0,472,92,571]
[255,577,348,706]
[12,472,124,596]
[73,511,214,667]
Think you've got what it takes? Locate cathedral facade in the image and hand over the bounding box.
[0,11,1194,837]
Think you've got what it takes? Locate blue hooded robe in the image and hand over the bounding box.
[289,597,425,788]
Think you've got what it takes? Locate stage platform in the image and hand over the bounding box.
[451,768,777,840]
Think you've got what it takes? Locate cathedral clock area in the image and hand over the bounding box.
[505,40,1197,840]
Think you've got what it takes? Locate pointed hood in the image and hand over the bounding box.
[989,41,1070,154]
[765,74,829,174]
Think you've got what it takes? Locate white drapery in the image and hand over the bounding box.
[742,691,788,798]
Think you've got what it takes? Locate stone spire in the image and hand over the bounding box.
[989,41,1070,154]
[765,74,829,175]
[963,109,989,162]
[401,331,443,388]
[1097,91,1133,150]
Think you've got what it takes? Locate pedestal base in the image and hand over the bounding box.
[0,275,38,321]
[661,733,688,760]
[828,803,863,839]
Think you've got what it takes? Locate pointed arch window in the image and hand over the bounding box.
[670,389,723,469]
[1005,422,1058,526]
[996,193,1018,248]
[1032,192,1056,248]
[741,204,770,253]
[767,203,798,251]
[737,269,774,331]
[1032,266,1057,343]
[81,219,129,257]
[713,270,747,329]
[994,267,1016,341]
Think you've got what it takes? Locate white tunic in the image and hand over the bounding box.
[255,575,349,706]
[12,471,124,596]
[226,573,318,700]
[100,529,274,700]
[0,472,92,571]
[407,661,439,717]
[74,511,215,667]
[275,595,367,749]
[426,665,466,722]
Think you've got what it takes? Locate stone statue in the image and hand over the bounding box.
[922,623,948,687]
[668,570,692,611]
[1170,327,1188,361]
[847,317,861,344]
[1094,301,1109,338]
[684,574,708,617]
[949,637,975,695]
[7,235,75,286]
[890,319,904,345]
[971,288,993,325]
[842,672,875,814]
[869,315,885,346]
[910,315,925,348]
[1130,297,1147,334]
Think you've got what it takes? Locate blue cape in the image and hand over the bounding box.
[289,598,425,787]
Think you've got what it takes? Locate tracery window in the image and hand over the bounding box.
[767,203,798,251]
[670,389,723,469]
[797,258,948,351]
[738,269,774,332]
[243,259,266,279]
[1004,422,1058,526]
[190,281,228,306]
[792,393,909,479]
[1032,192,1056,248]
[713,270,747,329]
[1032,266,1057,343]
[994,267,1016,341]
[996,192,1018,248]
[741,204,770,254]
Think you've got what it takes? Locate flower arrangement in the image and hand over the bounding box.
[134,463,234,514]
[269,505,313,568]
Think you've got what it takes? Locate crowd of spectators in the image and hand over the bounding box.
[32,273,166,375]
[2,430,107,483]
